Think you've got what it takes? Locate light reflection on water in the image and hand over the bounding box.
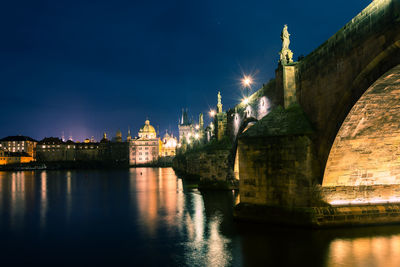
[0,168,400,266]
[129,168,232,266]
[328,236,400,267]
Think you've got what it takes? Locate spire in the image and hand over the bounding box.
[127,127,132,141]
[180,108,189,125]
[217,91,223,113]
[199,113,204,129]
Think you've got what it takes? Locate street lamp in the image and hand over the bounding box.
[209,109,216,118]
[241,75,253,88]
[241,74,253,105]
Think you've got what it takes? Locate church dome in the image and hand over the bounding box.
[138,120,157,139]
[139,120,156,134]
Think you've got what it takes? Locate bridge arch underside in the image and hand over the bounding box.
[232,118,258,181]
[322,64,400,205]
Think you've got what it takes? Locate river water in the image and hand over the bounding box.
[0,168,399,266]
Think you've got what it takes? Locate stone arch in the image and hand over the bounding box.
[231,117,258,180]
[323,64,400,188]
[296,0,400,182]
[307,39,400,182]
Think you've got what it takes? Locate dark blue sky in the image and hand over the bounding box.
[0,0,371,141]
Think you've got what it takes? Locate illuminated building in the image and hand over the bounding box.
[0,135,37,159]
[36,137,75,161]
[129,120,161,165]
[37,137,99,162]
[160,132,177,157]
[75,141,100,161]
[178,108,195,145]
[0,148,33,165]
[178,109,205,149]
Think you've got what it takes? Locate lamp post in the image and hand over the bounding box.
[209,109,216,118]
[241,75,253,105]
[241,75,253,118]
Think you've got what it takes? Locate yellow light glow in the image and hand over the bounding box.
[242,97,249,105]
[195,133,199,140]
[195,124,200,130]
[209,110,216,117]
[329,197,400,206]
[241,75,253,88]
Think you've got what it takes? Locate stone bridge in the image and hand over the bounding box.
[232,0,400,226]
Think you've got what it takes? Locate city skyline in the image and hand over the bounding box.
[1,0,371,141]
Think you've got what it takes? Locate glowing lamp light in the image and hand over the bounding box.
[242,97,249,105]
[209,110,216,117]
[241,75,253,88]
[195,124,200,130]
[195,133,199,140]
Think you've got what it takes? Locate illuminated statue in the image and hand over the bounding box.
[281,24,290,49]
[279,24,294,65]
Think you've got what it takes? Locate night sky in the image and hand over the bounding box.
[0,0,371,141]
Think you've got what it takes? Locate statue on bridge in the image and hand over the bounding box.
[279,24,294,65]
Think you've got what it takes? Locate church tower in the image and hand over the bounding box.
[215,91,227,141]
[217,91,223,113]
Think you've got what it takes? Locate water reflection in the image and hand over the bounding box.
[0,169,400,266]
[129,168,232,266]
[66,171,72,221]
[328,235,400,267]
[40,171,47,228]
